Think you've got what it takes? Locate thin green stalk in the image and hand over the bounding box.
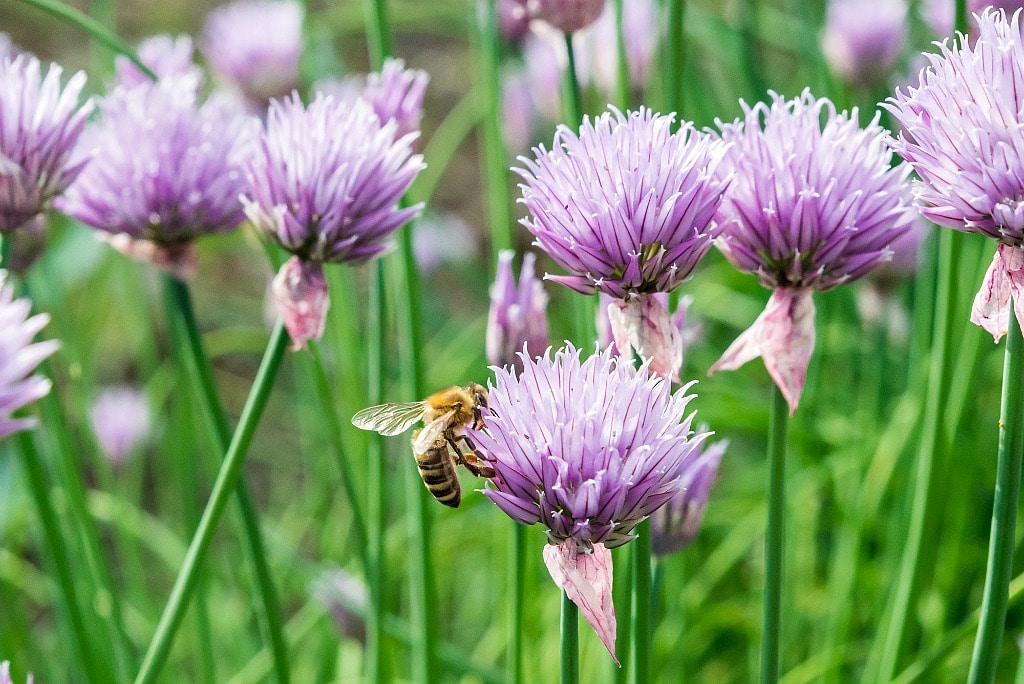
[967,306,1024,683]
[665,0,686,120]
[867,231,960,683]
[760,384,787,684]
[14,0,155,78]
[741,0,766,98]
[509,524,525,684]
[365,262,387,684]
[631,521,652,684]
[478,0,514,254]
[561,591,580,684]
[362,0,392,66]
[611,0,630,110]
[134,321,289,684]
[563,33,584,126]
[614,545,634,684]
[163,275,290,684]
[16,430,108,684]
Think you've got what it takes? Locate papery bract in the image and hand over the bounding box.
[543,541,618,664]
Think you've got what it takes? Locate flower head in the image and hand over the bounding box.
[362,58,429,139]
[243,92,424,346]
[0,270,58,439]
[529,0,607,33]
[470,344,708,661]
[516,107,730,299]
[115,34,203,91]
[201,0,304,107]
[821,0,907,85]
[500,0,532,42]
[581,0,662,97]
[710,90,914,412]
[0,54,93,233]
[886,9,1024,341]
[58,79,253,276]
[90,386,151,468]
[486,250,549,371]
[651,432,725,556]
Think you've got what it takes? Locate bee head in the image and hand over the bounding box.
[468,383,489,428]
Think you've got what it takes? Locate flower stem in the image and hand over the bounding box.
[561,590,580,684]
[631,521,652,684]
[365,261,387,684]
[16,430,109,684]
[611,0,630,110]
[134,321,289,684]
[563,33,584,126]
[478,0,513,254]
[760,383,788,684]
[509,524,525,684]
[162,275,290,684]
[967,302,1024,683]
[665,0,686,120]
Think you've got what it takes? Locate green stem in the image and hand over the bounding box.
[760,384,788,684]
[362,0,392,68]
[611,0,631,110]
[665,0,686,120]
[508,524,525,684]
[868,231,960,683]
[14,0,156,78]
[614,545,634,684]
[631,521,651,684]
[478,0,514,254]
[955,0,970,35]
[563,33,584,126]
[163,275,291,684]
[561,590,580,684]
[366,261,387,684]
[967,305,1024,683]
[741,0,766,98]
[134,321,289,684]
[16,431,107,684]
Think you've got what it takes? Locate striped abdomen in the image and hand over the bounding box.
[414,436,461,508]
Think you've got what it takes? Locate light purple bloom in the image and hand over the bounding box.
[243,93,424,347]
[821,0,907,85]
[411,211,479,271]
[582,0,661,97]
[115,34,203,91]
[529,0,607,33]
[201,0,304,108]
[486,250,549,371]
[521,31,565,122]
[312,568,368,643]
[516,107,729,299]
[887,9,1024,341]
[0,54,93,233]
[470,344,709,661]
[362,58,429,139]
[921,0,1023,37]
[0,270,58,439]
[500,0,532,42]
[58,78,252,277]
[90,386,151,468]
[709,90,915,412]
[651,431,725,556]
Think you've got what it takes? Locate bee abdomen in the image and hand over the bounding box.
[415,445,461,508]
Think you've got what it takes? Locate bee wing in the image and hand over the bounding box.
[351,402,427,436]
[412,410,457,454]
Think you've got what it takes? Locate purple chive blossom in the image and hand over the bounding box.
[0,271,58,439]
[821,0,907,86]
[411,211,479,271]
[500,0,532,43]
[90,386,151,468]
[516,106,729,378]
[486,250,549,371]
[243,93,424,347]
[921,0,1023,37]
[470,344,710,661]
[583,0,661,97]
[651,431,725,556]
[0,54,93,233]
[201,0,304,108]
[886,9,1024,342]
[115,35,203,91]
[312,568,368,644]
[57,79,252,277]
[709,90,915,413]
[362,58,429,138]
[528,0,607,33]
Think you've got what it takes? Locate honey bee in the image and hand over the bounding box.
[351,384,496,508]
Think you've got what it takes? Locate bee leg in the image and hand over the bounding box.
[452,434,496,479]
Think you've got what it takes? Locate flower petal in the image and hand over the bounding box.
[542,540,619,666]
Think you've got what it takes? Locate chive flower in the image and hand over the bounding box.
[709,90,915,412]
[0,54,92,234]
[500,0,531,43]
[886,8,1024,342]
[242,93,424,347]
[821,0,907,86]
[650,431,725,556]
[57,78,253,277]
[470,344,709,662]
[90,386,151,468]
[115,34,203,91]
[0,270,58,439]
[530,0,607,33]
[358,58,429,139]
[486,250,549,371]
[516,107,729,377]
[201,0,304,108]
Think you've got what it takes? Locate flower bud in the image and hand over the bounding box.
[486,251,549,371]
[529,0,607,33]
[651,435,726,556]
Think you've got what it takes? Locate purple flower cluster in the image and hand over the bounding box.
[516,107,729,299]
[651,431,725,556]
[115,35,203,91]
[362,58,429,138]
[0,54,92,233]
[0,270,58,439]
[821,0,907,85]
[486,250,549,371]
